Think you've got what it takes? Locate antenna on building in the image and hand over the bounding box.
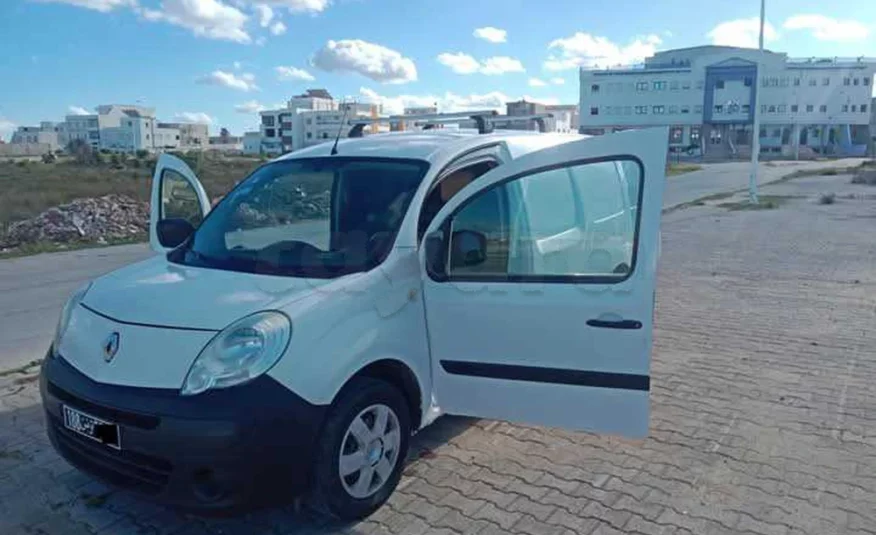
[330,100,350,156]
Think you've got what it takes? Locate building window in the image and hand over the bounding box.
[844,77,851,86]
[791,104,798,113]
[668,105,678,114]
[690,126,701,143]
[864,78,870,86]
[669,126,683,143]
[759,128,766,138]
[793,78,801,86]
[714,105,723,114]
[761,104,767,113]
[306,132,312,139]
[653,81,667,90]
[265,128,275,137]
[780,77,789,87]
[306,119,312,125]
[653,105,665,114]
[862,104,868,113]
[806,104,814,112]
[670,81,679,90]
[681,105,690,114]
[740,104,750,114]
[682,80,691,90]
[694,105,703,113]
[819,105,827,112]
[322,132,329,139]
[773,129,781,137]
[591,84,600,93]
[768,105,776,113]
[590,107,599,116]
[636,81,648,91]
[715,80,725,89]
[851,105,857,112]
[635,105,648,115]
[262,116,275,127]
[842,104,849,112]
[777,104,786,113]
[744,77,753,87]
[809,79,817,86]
[853,78,859,86]
[822,77,830,86]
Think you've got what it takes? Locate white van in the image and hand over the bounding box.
[40,127,667,519]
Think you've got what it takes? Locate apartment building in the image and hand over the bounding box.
[160,122,209,149]
[579,45,876,158]
[60,114,100,148]
[10,122,61,151]
[243,131,261,155]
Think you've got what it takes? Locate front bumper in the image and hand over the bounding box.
[40,350,327,513]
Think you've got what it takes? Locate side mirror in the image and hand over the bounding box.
[424,231,447,279]
[450,230,487,268]
[156,218,195,249]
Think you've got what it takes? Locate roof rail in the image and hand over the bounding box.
[346,110,499,137]
[415,113,555,133]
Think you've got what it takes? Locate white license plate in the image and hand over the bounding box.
[62,405,121,450]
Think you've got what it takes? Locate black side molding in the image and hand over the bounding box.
[440,361,649,391]
[586,319,642,330]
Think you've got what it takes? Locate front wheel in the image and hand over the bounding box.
[310,377,411,520]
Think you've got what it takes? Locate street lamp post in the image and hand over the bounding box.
[748,0,766,204]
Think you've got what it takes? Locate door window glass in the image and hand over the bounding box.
[160,169,203,227]
[446,159,642,281]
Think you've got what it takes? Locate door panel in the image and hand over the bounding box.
[149,154,211,252]
[421,128,667,437]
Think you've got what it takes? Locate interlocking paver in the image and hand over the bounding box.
[2,172,876,534]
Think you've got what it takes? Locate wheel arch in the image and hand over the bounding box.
[337,359,424,432]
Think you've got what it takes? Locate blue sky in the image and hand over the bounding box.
[1,0,875,140]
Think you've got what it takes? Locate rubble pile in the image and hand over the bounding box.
[2,194,148,247]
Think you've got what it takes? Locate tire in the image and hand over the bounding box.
[310,377,411,520]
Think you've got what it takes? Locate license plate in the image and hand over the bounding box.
[62,405,121,450]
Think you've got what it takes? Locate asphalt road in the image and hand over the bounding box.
[0,158,863,371]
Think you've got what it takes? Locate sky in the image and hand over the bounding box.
[1,0,875,140]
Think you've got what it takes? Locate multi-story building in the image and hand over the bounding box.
[243,131,261,155]
[100,108,182,152]
[10,122,61,152]
[60,114,100,149]
[391,106,439,131]
[545,104,580,133]
[579,45,876,158]
[259,89,343,155]
[288,89,335,112]
[159,122,209,149]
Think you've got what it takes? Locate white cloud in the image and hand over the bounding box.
[545,32,662,70]
[522,95,560,106]
[196,70,258,91]
[437,52,481,74]
[480,56,525,75]
[259,0,329,13]
[0,117,16,142]
[275,65,315,81]
[312,39,417,84]
[233,61,242,69]
[528,78,547,87]
[269,21,286,35]
[783,14,869,42]
[707,18,778,48]
[473,26,507,43]
[174,112,214,124]
[551,77,565,85]
[138,0,251,44]
[32,0,134,12]
[438,53,525,75]
[234,100,268,113]
[253,3,273,26]
[68,106,91,115]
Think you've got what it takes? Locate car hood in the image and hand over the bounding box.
[83,255,330,330]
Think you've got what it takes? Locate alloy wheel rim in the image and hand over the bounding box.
[338,403,401,499]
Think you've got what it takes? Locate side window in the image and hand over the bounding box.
[447,159,642,281]
[418,160,497,240]
[160,169,204,227]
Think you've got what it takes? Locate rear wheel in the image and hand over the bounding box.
[310,377,411,520]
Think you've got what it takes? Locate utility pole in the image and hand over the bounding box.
[748,0,766,204]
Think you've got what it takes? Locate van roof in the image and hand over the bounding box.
[275,130,575,163]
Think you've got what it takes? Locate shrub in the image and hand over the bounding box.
[131,158,141,168]
[16,160,28,167]
[41,153,57,164]
[135,149,149,159]
[818,193,836,205]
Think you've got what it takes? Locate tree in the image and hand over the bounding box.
[66,139,94,165]
[220,127,230,140]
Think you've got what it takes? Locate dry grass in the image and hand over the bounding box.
[666,163,703,177]
[717,195,792,211]
[0,153,263,229]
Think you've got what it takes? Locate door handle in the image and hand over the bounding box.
[586,319,642,330]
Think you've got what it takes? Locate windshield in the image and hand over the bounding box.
[169,158,428,278]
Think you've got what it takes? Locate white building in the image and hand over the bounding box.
[160,122,209,149]
[288,89,335,112]
[10,122,61,152]
[60,114,100,149]
[243,131,261,155]
[259,89,343,155]
[579,46,876,158]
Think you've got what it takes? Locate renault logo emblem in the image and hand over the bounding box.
[102,332,120,362]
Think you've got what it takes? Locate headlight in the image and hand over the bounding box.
[54,282,92,351]
[181,311,291,396]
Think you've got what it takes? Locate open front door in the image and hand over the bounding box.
[149,154,211,253]
[421,128,667,437]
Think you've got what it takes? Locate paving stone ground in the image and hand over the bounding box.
[1,172,875,534]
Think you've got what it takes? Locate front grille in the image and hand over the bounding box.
[49,416,172,495]
[47,381,160,430]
